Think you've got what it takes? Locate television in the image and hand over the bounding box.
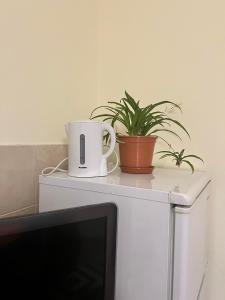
[0,203,117,300]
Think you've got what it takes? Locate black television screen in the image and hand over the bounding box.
[0,203,117,300]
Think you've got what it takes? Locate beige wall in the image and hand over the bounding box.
[0,0,99,144]
[98,1,225,299]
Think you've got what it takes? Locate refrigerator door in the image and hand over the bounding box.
[39,183,172,300]
[172,184,210,300]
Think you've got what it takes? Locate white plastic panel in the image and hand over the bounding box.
[39,167,210,205]
[39,168,210,300]
[173,184,210,300]
[39,183,172,300]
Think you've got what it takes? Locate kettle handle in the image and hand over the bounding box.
[101,122,116,159]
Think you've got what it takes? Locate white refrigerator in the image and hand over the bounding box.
[39,167,210,300]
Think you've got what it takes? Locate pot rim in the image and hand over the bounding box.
[118,134,158,139]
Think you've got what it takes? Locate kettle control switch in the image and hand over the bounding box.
[80,134,85,165]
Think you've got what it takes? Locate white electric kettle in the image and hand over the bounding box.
[65,120,118,177]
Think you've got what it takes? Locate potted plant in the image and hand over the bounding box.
[156,148,204,173]
[90,91,190,174]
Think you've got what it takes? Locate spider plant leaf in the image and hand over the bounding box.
[120,96,135,112]
[90,105,117,118]
[156,150,181,165]
[173,152,180,161]
[121,98,131,111]
[91,110,122,123]
[182,155,204,163]
[121,99,134,129]
[150,111,167,118]
[145,118,164,128]
[155,150,176,154]
[124,91,140,111]
[104,106,131,129]
[141,118,168,135]
[182,160,195,173]
[111,118,117,129]
[108,101,126,109]
[150,101,182,112]
[149,129,182,141]
[102,117,115,122]
[92,114,126,126]
[158,154,175,160]
[112,107,130,124]
[91,113,115,119]
[131,109,144,135]
[163,118,190,138]
[104,132,110,145]
[178,149,185,160]
[154,136,171,147]
[90,107,119,120]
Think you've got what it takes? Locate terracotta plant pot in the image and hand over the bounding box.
[118,135,157,174]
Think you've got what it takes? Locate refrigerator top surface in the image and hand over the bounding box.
[39,167,210,205]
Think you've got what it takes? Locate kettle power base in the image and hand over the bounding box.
[120,165,154,174]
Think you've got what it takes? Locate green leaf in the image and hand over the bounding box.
[182,160,195,173]
[90,105,117,119]
[149,128,182,140]
[156,150,180,162]
[150,101,182,112]
[108,101,125,107]
[163,118,190,138]
[182,155,204,163]
[154,136,170,146]
[155,150,175,154]
[178,149,185,160]
[90,93,190,145]
[124,91,139,111]
[91,113,114,119]
[158,154,174,160]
